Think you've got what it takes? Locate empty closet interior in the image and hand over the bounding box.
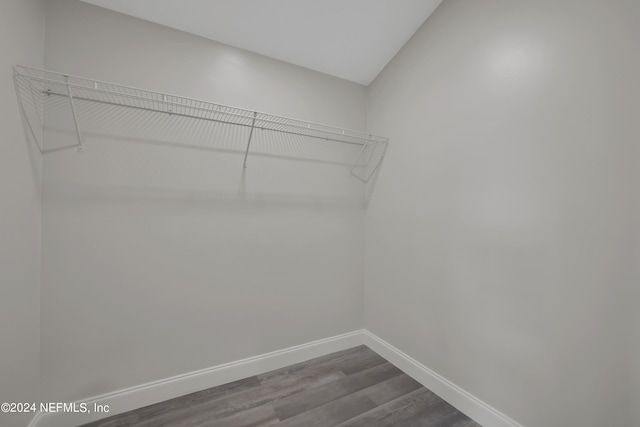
[2,1,640,427]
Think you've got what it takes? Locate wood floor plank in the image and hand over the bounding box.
[257,360,350,392]
[335,347,389,376]
[258,345,386,386]
[201,405,279,427]
[395,400,468,427]
[274,392,376,427]
[435,412,482,427]
[256,346,366,383]
[449,415,482,427]
[134,368,345,427]
[409,409,482,427]
[363,373,422,406]
[272,362,403,421]
[82,376,261,427]
[335,388,443,427]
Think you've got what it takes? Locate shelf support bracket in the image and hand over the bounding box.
[243,112,257,168]
[349,137,371,178]
[65,76,84,152]
[13,72,44,153]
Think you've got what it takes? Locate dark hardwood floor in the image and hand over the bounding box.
[82,345,480,427]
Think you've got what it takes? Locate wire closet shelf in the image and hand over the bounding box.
[14,65,388,182]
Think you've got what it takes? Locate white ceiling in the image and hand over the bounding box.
[79,0,442,85]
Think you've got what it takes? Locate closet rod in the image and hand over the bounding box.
[40,90,365,146]
[17,65,385,145]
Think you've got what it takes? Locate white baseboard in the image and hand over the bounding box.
[30,330,364,427]
[362,330,524,427]
[30,329,523,427]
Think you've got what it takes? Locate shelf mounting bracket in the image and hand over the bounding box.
[349,136,371,179]
[13,71,44,152]
[243,111,257,168]
[65,75,84,152]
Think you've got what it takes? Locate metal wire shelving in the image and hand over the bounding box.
[14,65,388,182]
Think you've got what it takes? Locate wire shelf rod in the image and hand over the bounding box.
[16,65,385,144]
[33,78,375,144]
[39,89,367,146]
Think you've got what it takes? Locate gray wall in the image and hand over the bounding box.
[0,1,45,427]
[365,1,639,426]
[41,0,367,403]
